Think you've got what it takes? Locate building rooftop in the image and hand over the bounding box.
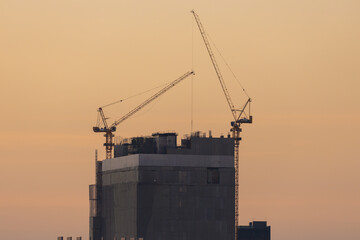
[238,221,269,229]
[114,131,234,157]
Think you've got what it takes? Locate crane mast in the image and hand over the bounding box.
[191,10,252,240]
[93,71,194,159]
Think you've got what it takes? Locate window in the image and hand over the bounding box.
[207,168,219,184]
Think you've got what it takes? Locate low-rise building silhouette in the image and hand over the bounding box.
[237,221,270,240]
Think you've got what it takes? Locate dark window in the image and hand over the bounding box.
[207,168,220,184]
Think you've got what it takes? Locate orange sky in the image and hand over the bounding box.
[1,1,360,239]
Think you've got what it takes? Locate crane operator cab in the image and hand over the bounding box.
[231,116,253,126]
[93,126,116,133]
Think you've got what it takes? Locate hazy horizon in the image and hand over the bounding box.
[1,1,359,239]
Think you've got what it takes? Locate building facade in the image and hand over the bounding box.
[90,132,235,240]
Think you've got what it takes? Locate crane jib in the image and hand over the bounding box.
[111,71,194,128]
[93,70,194,159]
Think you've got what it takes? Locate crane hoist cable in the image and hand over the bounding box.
[93,71,195,159]
[100,80,173,109]
[206,32,251,99]
[191,10,253,122]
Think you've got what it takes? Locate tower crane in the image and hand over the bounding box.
[93,71,195,159]
[191,10,252,240]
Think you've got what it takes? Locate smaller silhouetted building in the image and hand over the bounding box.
[237,221,270,240]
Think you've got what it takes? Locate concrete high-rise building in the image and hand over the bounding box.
[89,132,235,240]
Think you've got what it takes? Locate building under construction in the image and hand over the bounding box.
[88,10,272,240]
[89,132,235,240]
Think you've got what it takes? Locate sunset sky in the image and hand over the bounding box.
[1,1,359,239]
